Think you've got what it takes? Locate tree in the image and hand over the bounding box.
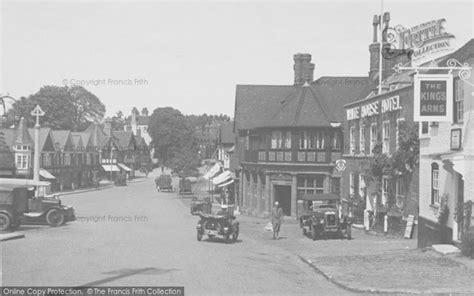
[141,107,149,116]
[7,85,105,130]
[111,110,125,130]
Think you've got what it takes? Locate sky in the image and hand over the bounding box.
[1,0,472,118]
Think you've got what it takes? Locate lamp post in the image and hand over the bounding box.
[31,105,45,182]
[109,146,115,181]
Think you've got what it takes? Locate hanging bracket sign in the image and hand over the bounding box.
[414,73,453,122]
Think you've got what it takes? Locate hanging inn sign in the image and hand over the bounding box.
[414,74,453,122]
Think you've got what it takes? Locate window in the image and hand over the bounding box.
[370,123,377,154]
[331,131,341,150]
[421,122,429,134]
[315,131,325,150]
[284,131,291,149]
[396,118,405,150]
[396,178,405,197]
[382,121,390,154]
[43,154,51,167]
[359,125,366,154]
[300,131,308,149]
[349,126,356,154]
[297,176,325,199]
[15,145,30,151]
[64,153,71,166]
[15,154,29,169]
[359,174,366,200]
[331,178,341,195]
[349,172,359,197]
[382,177,390,205]
[271,131,282,149]
[454,79,464,123]
[431,163,440,205]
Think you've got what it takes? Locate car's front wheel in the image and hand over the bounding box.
[46,209,65,226]
[0,212,12,231]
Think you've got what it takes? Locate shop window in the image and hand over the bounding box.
[454,79,464,123]
[431,163,440,205]
[382,121,390,154]
[359,125,366,154]
[370,123,377,155]
[297,176,324,199]
[396,118,405,150]
[349,126,356,154]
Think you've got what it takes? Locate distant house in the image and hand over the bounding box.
[124,108,152,145]
[216,121,235,170]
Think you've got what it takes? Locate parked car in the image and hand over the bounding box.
[0,179,75,231]
[299,193,351,240]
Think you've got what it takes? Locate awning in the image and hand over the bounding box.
[203,163,222,179]
[212,170,231,185]
[101,164,120,172]
[39,168,56,179]
[217,179,234,187]
[118,163,132,172]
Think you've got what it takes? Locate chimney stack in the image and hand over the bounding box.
[293,53,314,85]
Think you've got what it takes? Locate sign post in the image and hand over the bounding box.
[414,74,453,122]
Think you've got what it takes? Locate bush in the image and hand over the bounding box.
[461,226,474,258]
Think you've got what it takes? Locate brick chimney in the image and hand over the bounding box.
[293,53,314,85]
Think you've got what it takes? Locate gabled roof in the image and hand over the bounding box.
[71,134,85,151]
[51,130,73,151]
[113,131,136,150]
[235,76,370,130]
[83,123,109,148]
[28,127,55,152]
[71,132,91,149]
[134,135,148,148]
[15,117,33,145]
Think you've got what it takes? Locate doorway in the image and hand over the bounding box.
[274,185,291,216]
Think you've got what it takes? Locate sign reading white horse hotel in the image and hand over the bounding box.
[346,95,402,120]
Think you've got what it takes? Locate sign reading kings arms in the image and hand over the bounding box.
[414,74,453,122]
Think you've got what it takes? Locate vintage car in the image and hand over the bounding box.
[178,177,193,195]
[299,193,351,240]
[155,174,174,192]
[196,205,239,243]
[0,179,75,231]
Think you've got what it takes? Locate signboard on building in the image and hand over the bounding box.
[414,74,453,122]
[346,95,402,121]
[450,128,462,150]
[393,19,455,66]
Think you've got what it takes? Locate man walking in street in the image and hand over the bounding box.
[271,201,283,239]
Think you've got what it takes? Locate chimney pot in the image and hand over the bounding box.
[293,53,314,85]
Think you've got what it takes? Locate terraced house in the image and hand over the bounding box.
[234,54,372,218]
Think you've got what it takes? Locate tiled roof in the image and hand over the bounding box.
[28,128,54,152]
[219,121,235,144]
[15,117,33,145]
[71,134,84,150]
[84,123,109,147]
[235,76,370,130]
[134,135,147,148]
[51,130,72,150]
[71,132,91,149]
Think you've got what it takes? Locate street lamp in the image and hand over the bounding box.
[31,105,45,182]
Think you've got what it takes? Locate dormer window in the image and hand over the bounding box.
[15,145,30,151]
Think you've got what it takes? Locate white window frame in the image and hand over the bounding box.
[316,131,325,150]
[349,126,356,154]
[349,172,355,196]
[432,164,440,205]
[359,125,365,154]
[395,178,405,198]
[370,122,377,155]
[359,174,366,199]
[455,79,464,123]
[382,120,390,154]
[284,131,291,149]
[382,176,390,205]
[396,118,405,150]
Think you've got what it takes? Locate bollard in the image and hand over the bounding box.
[384,214,388,233]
